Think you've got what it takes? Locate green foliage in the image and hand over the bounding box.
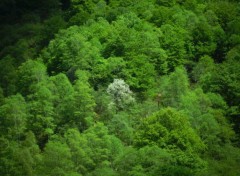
[135,108,207,174]
[49,73,75,128]
[37,139,79,176]
[160,24,190,70]
[207,0,239,30]
[0,132,40,176]
[42,25,102,74]
[0,55,18,95]
[40,14,67,46]
[114,146,172,176]
[159,67,190,107]
[17,60,48,96]
[135,108,205,152]
[206,144,240,176]
[65,123,123,175]
[107,112,134,145]
[191,16,218,58]
[91,56,126,87]
[1,0,240,175]
[0,94,27,139]
[27,82,55,147]
[123,55,156,98]
[192,55,215,83]
[72,70,96,131]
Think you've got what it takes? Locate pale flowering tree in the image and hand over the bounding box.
[107,79,135,111]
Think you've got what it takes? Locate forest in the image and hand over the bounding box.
[0,0,240,175]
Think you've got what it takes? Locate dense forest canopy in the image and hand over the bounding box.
[0,0,240,175]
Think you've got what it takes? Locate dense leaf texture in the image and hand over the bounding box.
[0,0,240,175]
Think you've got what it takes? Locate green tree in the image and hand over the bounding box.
[123,55,156,100]
[0,94,27,140]
[65,123,123,175]
[207,0,239,31]
[64,128,95,175]
[192,55,216,84]
[83,122,123,169]
[40,14,67,47]
[91,57,126,88]
[160,24,190,70]
[37,139,79,176]
[27,82,55,148]
[159,67,189,107]
[42,25,102,74]
[210,57,240,139]
[107,112,134,145]
[49,73,75,129]
[114,146,172,176]
[17,59,47,96]
[0,132,41,176]
[135,108,205,152]
[0,55,18,95]
[20,131,41,176]
[72,70,96,131]
[191,17,218,58]
[180,88,223,148]
[0,87,4,105]
[134,108,206,174]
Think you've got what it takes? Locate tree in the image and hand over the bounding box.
[40,14,67,47]
[191,55,215,83]
[114,146,172,176]
[123,55,156,100]
[64,128,95,175]
[37,138,79,176]
[49,73,75,129]
[135,108,204,151]
[0,87,4,105]
[90,57,126,88]
[27,82,55,148]
[72,70,96,131]
[107,79,135,112]
[134,108,206,174]
[82,123,123,174]
[207,0,239,31]
[0,55,18,95]
[17,59,48,96]
[180,88,223,148]
[20,131,41,176]
[42,25,102,74]
[107,112,134,145]
[160,24,190,70]
[0,131,41,176]
[159,67,189,107]
[0,140,27,176]
[65,123,123,175]
[0,94,27,140]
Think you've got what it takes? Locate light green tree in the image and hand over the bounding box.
[37,139,80,176]
[17,60,47,96]
[134,108,206,174]
[27,82,55,148]
[0,94,27,140]
[159,67,189,107]
[72,70,96,131]
[107,78,135,112]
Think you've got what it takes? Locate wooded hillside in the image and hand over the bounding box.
[0,0,240,175]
